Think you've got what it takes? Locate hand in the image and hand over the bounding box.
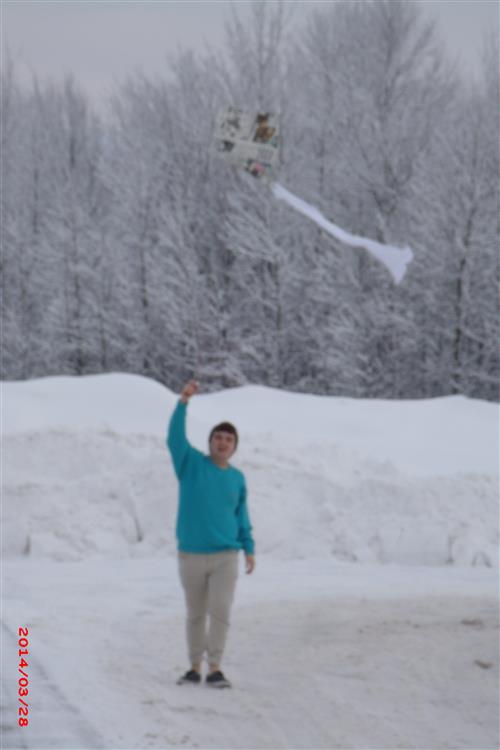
[245,554,255,575]
[180,380,199,403]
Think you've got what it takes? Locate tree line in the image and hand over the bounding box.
[2,0,498,400]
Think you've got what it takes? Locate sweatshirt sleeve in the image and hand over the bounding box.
[236,478,255,555]
[166,400,192,479]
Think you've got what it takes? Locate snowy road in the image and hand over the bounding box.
[1,620,104,749]
[2,556,498,750]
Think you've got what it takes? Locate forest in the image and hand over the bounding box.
[2,0,498,400]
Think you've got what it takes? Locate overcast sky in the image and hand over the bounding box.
[3,1,498,106]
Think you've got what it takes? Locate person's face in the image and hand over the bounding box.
[209,431,236,463]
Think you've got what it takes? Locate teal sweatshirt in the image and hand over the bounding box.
[167,400,255,555]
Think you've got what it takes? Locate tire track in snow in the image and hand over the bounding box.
[1,621,105,749]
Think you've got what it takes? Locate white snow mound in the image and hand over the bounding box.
[2,374,498,566]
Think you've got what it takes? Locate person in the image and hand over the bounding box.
[167,380,255,689]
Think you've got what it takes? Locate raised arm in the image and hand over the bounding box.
[167,381,199,479]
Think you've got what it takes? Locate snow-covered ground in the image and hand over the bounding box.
[2,374,499,749]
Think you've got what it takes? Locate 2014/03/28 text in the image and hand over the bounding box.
[18,627,29,727]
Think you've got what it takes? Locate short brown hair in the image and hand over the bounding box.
[209,422,239,448]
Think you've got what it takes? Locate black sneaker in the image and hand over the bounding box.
[206,670,232,689]
[176,669,201,685]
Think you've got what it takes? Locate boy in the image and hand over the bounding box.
[167,380,255,688]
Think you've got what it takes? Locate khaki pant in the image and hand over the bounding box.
[177,550,239,666]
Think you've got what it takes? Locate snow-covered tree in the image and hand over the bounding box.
[411,35,499,399]
[2,1,497,401]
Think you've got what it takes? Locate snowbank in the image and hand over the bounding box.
[2,374,498,566]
